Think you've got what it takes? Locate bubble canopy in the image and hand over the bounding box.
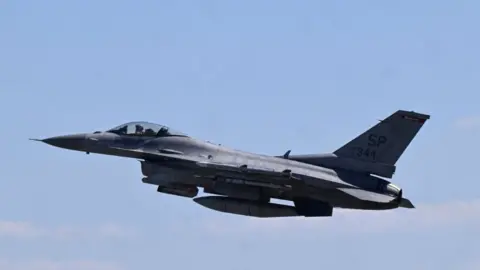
[106,122,187,137]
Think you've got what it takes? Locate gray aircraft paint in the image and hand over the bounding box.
[30,110,428,218]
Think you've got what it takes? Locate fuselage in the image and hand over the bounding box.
[80,131,403,210]
[33,111,429,217]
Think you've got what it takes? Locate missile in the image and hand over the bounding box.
[193,196,299,218]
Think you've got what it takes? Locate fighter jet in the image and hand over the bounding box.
[30,110,429,218]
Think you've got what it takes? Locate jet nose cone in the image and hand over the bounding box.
[41,134,87,151]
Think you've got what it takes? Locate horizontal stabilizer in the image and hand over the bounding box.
[399,198,415,208]
[284,153,396,178]
[338,188,396,204]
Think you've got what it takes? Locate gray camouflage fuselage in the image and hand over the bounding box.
[31,110,429,218]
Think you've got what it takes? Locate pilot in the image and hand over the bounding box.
[135,124,144,134]
[157,126,169,136]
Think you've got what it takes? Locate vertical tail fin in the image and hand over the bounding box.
[333,110,430,165]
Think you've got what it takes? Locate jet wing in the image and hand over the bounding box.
[109,147,301,185]
[195,161,304,185]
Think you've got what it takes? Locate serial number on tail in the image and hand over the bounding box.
[352,147,377,160]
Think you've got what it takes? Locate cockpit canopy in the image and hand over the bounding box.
[106,121,187,137]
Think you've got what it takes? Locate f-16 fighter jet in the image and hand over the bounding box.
[31,110,429,218]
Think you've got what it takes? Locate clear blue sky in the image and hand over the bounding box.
[1,1,479,269]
